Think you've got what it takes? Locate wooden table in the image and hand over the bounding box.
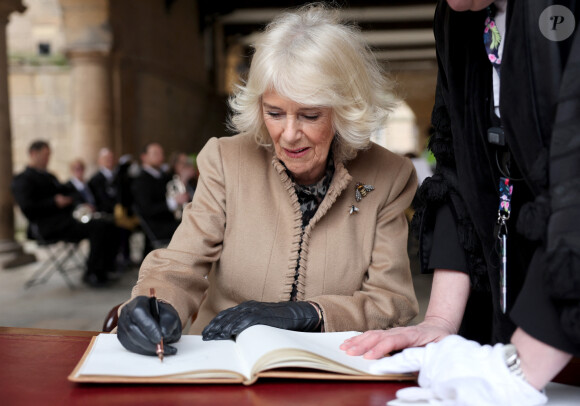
[0,327,415,406]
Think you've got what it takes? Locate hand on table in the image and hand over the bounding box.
[340,320,454,359]
[202,300,320,340]
[370,335,547,406]
[117,296,182,356]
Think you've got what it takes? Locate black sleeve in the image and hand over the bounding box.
[411,1,489,290]
[539,22,580,352]
[131,173,170,219]
[511,248,580,357]
[89,174,116,213]
[427,204,468,273]
[12,171,59,219]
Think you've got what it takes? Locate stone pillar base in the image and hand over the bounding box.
[0,240,37,269]
[2,253,37,269]
[0,239,23,254]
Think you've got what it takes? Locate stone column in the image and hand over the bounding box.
[67,49,112,172]
[60,0,112,172]
[0,0,36,267]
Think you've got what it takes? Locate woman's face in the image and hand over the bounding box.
[262,89,334,185]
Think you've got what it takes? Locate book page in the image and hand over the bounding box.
[74,334,251,380]
[235,325,380,376]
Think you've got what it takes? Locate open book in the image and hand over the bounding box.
[69,325,414,385]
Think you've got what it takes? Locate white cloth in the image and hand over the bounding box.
[370,335,547,406]
[387,383,580,406]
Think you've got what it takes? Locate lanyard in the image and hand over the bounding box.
[497,177,513,313]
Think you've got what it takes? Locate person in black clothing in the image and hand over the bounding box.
[88,148,117,214]
[65,159,96,208]
[115,154,138,216]
[88,148,134,267]
[12,140,117,287]
[131,142,188,255]
[342,1,580,404]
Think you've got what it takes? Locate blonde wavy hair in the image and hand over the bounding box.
[227,3,395,163]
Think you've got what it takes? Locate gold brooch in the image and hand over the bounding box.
[349,205,359,215]
[355,182,374,202]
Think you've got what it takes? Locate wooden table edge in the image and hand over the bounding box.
[0,326,100,337]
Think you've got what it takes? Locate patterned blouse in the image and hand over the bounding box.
[285,155,335,300]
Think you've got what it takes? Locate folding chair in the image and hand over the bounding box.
[24,223,86,290]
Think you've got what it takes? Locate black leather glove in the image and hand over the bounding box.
[202,300,321,341]
[117,296,182,356]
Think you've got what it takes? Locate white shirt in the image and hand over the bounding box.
[100,167,114,182]
[142,165,163,179]
[70,177,87,193]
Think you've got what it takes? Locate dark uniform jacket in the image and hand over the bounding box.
[12,167,77,240]
[131,168,179,241]
[88,170,117,214]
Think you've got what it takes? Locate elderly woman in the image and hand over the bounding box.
[117,4,418,356]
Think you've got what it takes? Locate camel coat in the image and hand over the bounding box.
[130,133,418,334]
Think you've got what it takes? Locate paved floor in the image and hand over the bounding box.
[0,238,141,332]
[0,233,432,332]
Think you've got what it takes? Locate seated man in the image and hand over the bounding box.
[131,142,187,255]
[88,148,117,214]
[12,140,117,287]
[66,158,97,209]
[88,148,134,267]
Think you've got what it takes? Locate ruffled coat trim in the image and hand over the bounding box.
[271,156,352,300]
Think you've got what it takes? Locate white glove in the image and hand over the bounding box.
[370,335,547,406]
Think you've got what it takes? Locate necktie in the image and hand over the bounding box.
[81,186,96,206]
[483,7,502,76]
